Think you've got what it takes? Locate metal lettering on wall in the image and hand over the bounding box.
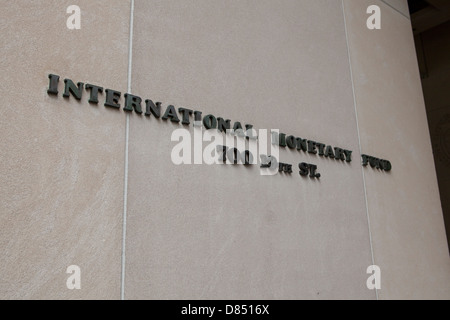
[47,74,392,178]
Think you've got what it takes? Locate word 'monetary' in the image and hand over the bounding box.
[271,131,353,163]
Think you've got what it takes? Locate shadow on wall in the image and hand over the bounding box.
[409,0,450,254]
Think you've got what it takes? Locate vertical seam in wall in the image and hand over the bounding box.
[121,0,134,301]
[341,0,378,300]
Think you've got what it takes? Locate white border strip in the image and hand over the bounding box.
[341,0,378,300]
[121,0,134,301]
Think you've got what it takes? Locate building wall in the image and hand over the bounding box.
[344,0,450,300]
[0,0,130,300]
[0,0,449,299]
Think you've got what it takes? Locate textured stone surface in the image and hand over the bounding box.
[344,0,450,299]
[124,0,374,300]
[1,0,449,300]
[0,0,130,299]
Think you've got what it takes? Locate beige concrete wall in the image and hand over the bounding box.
[0,0,449,300]
[0,0,130,299]
[343,0,450,299]
[125,0,374,300]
